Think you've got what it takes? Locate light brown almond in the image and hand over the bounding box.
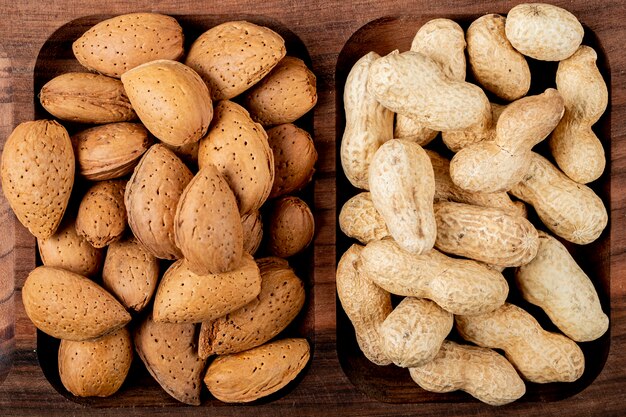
[267,196,315,257]
[241,210,263,255]
[76,180,127,248]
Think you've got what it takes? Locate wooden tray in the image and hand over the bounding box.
[0,1,625,416]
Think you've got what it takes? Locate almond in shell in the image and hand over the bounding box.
[40,73,137,124]
[58,327,133,397]
[121,60,212,146]
[267,196,315,257]
[22,266,131,341]
[198,257,305,358]
[73,13,184,78]
[0,120,74,239]
[76,179,127,248]
[72,122,152,181]
[241,210,263,256]
[185,20,286,100]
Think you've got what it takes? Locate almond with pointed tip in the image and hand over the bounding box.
[76,180,127,248]
[267,196,315,258]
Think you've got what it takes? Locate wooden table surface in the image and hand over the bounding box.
[0,0,625,415]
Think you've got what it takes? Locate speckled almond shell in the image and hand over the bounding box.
[467,14,530,101]
[72,122,151,181]
[73,13,184,78]
[516,231,608,342]
[1,120,74,239]
[58,327,133,398]
[76,179,127,248]
[174,165,243,275]
[40,73,137,124]
[125,144,193,260]
[244,56,317,127]
[369,139,436,255]
[267,196,315,258]
[102,236,159,312]
[241,210,263,255]
[505,3,584,61]
[22,266,131,341]
[38,217,104,277]
[204,338,310,403]
[267,123,317,198]
[152,255,261,324]
[510,152,607,245]
[197,100,274,215]
[434,202,539,267]
[134,314,206,405]
[198,257,305,358]
[380,297,452,368]
[121,60,212,146]
[367,50,490,132]
[456,303,585,383]
[360,239,508,315]
[409,341,526,406]
[339,192,389,245]
[341,52,394,190]
[185,21,286,100]
[336,244,392,366]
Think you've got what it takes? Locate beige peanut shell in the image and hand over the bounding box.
[441,102,505,153]
[339,192,389,244]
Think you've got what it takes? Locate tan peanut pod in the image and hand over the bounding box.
[369,139,436,254]
[427,149,526,217]
[395,19,466,144]
[341,52,394,189]
[409,341,526,406]
[241,210,263,256]
[467,14,530,101]
[336,244,392,365]
[339,192,389,244]
[360,239,508,315]
[441,102,505,153]
[450,89,564,193]
[516,231,608,342]
[198,257,304,358]
[550,46,608,184]
[380,297,452,368]
[434,202,538,267]
[75,180,127,248]
[505,3,584,61]
[510,152,607,245]
[368,50,490,132]
[456,303,585,383]
[204,338,310,403]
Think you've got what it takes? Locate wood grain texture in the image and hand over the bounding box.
[0,0,625,416]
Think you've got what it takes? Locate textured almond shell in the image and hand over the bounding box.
[367,50,490,132]
[204,338,310,403]
[198,257,304,358]
[134,314,206,405]
[244,56,317,126]
[505,3,584,61]
[339,192,389,244]
[102,236,159,312]
[22,266,130,341]
[121,60,212,146]
[40,73,136,124]
[38,217,104,277]
[72,122,151,181]
[467,14,530,101]
[241,210,263,256]
[516,231,608,342]
[369,139,436,254]
[456,303,585,383]
[434,202,538,267]
[380,297,452,368]
[175,165,243,275]
[336,244,392,366]
[125,144,193,259]
[267,196,315,258]
[73,13,184,78]
[152,256,261,324]
[197,100,274,214]
[510,152,607,245]
[59,327,133,397]
[267,123,317,198]
[1,120,74,239]
[185,21,286,100]
[341,52,394,189]
[76,180,127,248]
[360,240,508,315]
[409,341,526,406]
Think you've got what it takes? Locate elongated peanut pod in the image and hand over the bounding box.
[339,192,389,244]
